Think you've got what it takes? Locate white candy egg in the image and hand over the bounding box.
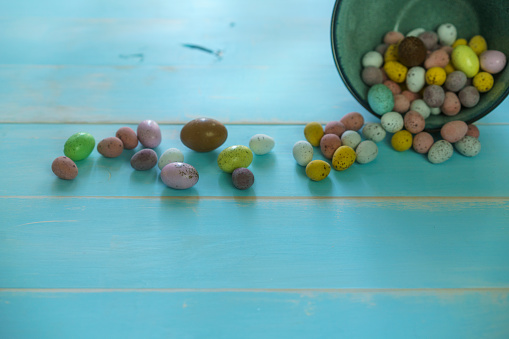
[355,140,378,164]
[249,134,275,155]
[340,130,362,149]
[381,112,404,133]
[428,140,454,164]
[437,23,457,46]
[362,51,384,68]
[410,99,431,119]
[158,148,184,170]
[362,123,386,142]
[455,136,481,157]
[292,140,313,166]
[406,66,426,93]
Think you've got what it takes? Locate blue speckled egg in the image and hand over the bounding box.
[367,84,394,115]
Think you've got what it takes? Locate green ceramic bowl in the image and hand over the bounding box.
[331,0,509,131]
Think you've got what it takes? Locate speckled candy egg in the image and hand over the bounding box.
[161,162,199,189]
[355,140,378,164]
[340,112,365,131]
[137,120,162,148]
[320,134,342,159]
[63,132,95,161]
[423,85,445,108]
[362,123,386,143]
[158,148,184,170]
[304,122,324,147]
[480,50,506,74]
[403,111,425,134]
[428,140,454,164]
[441,92,461,116]
[455,136,481,157]
[410,99,431,119]
[97,137,124,158]
[180,117,228,152]
[406,66,426,93]
[249,134,275,155]
[458,86,480,108]
[51,156,78,180]
[437,23,457,46]
[381,112,404,133]
[466,124,480,138]
[293,140,313,166]
[116,127,138,150]
[362,66,384,86]
[441,120,468,143]
[367,84,394,115]
[332,146,356,171]
[130,149,158,171]
[412,132,434,154]
[217,145,253,173]
[340,130,362,149]
[424,49,449,69]
[393,94,410,113]
[418,31,438,50]
[362,51,384,68]
[324,121,346,137]
[444,71,467,92]
[232,168,255,190]
[305,160,331,181]
[391,130,413,152]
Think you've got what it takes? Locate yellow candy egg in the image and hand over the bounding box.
[451,45,479,78]
[444,62,455,74]
[473,72,494,93]
[332,146,356,171]
[468,35,487,56]
[452,39,467,49]
[384,61,408,83]
[384,44,399,62]
[304,122,324,147]
[391,130,413,152]
[305,160,331,181]
[425,67,447,86]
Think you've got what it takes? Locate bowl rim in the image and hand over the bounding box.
[329,0,509,132]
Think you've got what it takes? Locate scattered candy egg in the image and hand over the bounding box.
[398,37,427,67]
[97,137,124,158]
[217,145,253,173]
[424,49,449,69]
[51,156,78,180]
[180,117,228,152]
[340,112,365,131]
[440,120,468,143]
[380,112,404,133]
[231,167,254,189]
[362,67,384,86]
[340,130,362,149]
[384,61,408,83]
[63,132,95,161]
[468,35,487,56]
[391,130,413,152]
[362,51,384,68]
[437,23,457,46]
[393,94,410,113]
[292,140,314,167]
[332,146,356,171]
[320,134,342,159]
[137,120,161,148]
[362,123,386,143]
[355,140,378,164]
[384,31,404,45]
[472,72,494,93]
[410,99,431,119]
[158,148,184,170]
[425,67,447,86]
[404,111,425,134]
[451,45,479,78]
[160,162,199,189]
[444,71,467,92]
[441,92,461,116]
[130,149,158,171]
[480,50,506,74]
[423,85,445,107]
[412,132,434,154]
[466,124,480,138]
[454,136,481,157]
[116,127,138,150]
[428,140,454,164]
[458,86,480,108]
[384,44,399,62]
[324,121,346,137]
[367,84,394,115]
[249,134,275,155]
[304,122,324,147]
[406,66,426,93]
[305,160,331,181]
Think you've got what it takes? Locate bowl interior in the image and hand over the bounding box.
[331,0,509,131]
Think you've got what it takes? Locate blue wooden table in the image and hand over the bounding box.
[1,1,508,338]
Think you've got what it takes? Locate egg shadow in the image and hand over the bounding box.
[307,176,333,196]
[129,167,159,184]
[251,152,277,170]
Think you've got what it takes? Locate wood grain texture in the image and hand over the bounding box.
[1,290,508,339]
[1,197,508,289]
[0,124,507,197]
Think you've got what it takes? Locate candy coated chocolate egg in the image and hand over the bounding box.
[305,160,331,181]
[161,162,199,189]
[398,37,427,67]
[368,84,394,115]
[158,148,184,170]
[412,132,434,154]
[355,140,378,164]
[423,85,445,108]
[180,117,228,152]
[410,99,430,119]
[137,120,161,148]
[362,51,384,68]
[362,66,384,86]
[437,23,457,46]
[332,146,356,171]
[441,92,461,116]
[466,124,480,138]
[340,112,365,131]
[381,112,404,133]
[320,134,341,159]
[97,137,124,158]
[444,71,467,92]
[217,145,253,173]
[440,121,468,143]
[452,45,479,78]
[249,134,275,155]
[362,123,386,143]
[324,121,346,137]
[63,132,95,161]
[391,130,413,152]
[231,168,254,190]
[458,86,480,108]
[130,149,158,171]
[52,156,78,180]
[340,130,361,149]
[393,94,410,113]
[406,66,426,93]
[428,140,453,164]
[292,141,313,167]
[304,122,324,147]
[116,127,138,150]
[403,111,425,134]
[480,50,506,74]
[455,136,481,157]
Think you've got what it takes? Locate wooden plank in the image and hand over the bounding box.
[1,289,508,338]
[1,197,508,288]
[0,124,507,197]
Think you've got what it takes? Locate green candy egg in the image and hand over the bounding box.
[217,145,253,173]
[63,132,95,161]
[452,45,479,78]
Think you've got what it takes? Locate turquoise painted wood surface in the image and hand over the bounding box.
[1,0,509,337]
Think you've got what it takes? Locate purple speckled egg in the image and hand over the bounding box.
[231,168,254,190]
[137,120,161,148]
[161,162,199,189]
[131,149,158,171]
[480,50,506,74]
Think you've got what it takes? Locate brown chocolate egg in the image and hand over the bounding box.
[97,137,124,158]
[398,37,427,67]
[180,118,228,152]
[52,156,78,180]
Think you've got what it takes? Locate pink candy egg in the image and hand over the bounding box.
[137,120,162,148]
[480,50,506,74]
[161,162,199,189]
[440,121,468,143]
